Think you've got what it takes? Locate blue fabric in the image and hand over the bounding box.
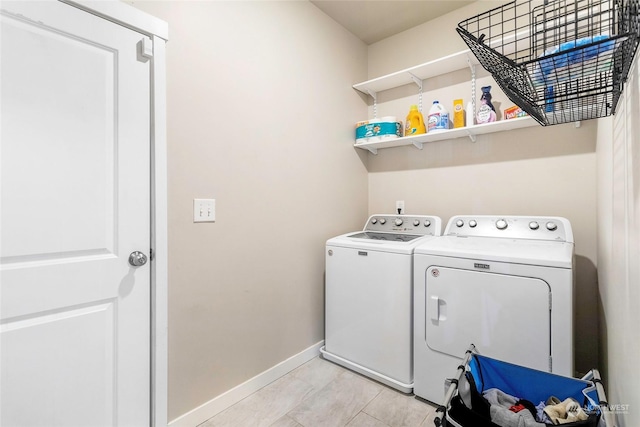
[538,35,615,78]
[469,354,596,406]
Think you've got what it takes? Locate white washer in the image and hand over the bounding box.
[413,215,575,404]
[321,214,442,393]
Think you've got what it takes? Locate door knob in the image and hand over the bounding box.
[129,251,148,267]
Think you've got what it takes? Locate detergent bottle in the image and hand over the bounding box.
[405,105,426,136]
[427,100,449,132]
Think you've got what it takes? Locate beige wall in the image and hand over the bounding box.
[365,2,600,375]
[597,56,640,426]
[131,1,368,421]
[127,0,636,423]
[367,1,511,77]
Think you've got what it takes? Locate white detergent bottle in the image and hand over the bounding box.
[427,100,449,133]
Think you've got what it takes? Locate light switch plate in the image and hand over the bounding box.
[194,198,215,222]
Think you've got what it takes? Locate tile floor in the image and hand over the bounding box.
[199,356,438,427]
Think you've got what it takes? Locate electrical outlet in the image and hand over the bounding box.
[396,200,405,215]
[194,198,215,222]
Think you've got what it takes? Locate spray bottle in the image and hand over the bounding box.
[477,86,497,124]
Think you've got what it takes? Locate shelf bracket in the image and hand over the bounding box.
[366,89,378,119]
[407,72,423,91]
[466,56,475,73]
[466,131,477,143]
[467,56,476,123]
[412,141,424,150]
[408,72,424,112]
[366,89,377,103]
[366,146,378,155]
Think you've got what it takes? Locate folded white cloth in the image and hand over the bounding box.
[543,397,589,425]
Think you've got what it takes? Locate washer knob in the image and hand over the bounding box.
[546,221,558,231]
[456,219,464,227]
[529,221,539,230]
[395,218,403,226]
[413,220,420,226]
[371,218,377,224]
[424,220,431,227]
[496,219,508,230]
[469,220,477,228]
[379,218,386,225]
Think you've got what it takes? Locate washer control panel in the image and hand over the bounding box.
[445,215,573,242]
[365,215,442,236]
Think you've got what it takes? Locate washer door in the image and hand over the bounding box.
[325,245,412,383]
[425,266,551,372]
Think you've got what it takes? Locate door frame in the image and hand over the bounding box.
[59,1,169,425]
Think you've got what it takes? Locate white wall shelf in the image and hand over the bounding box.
[353,31,529,98]
[352,41,546,155]
[354,116,537,155]
[353,49,479,98]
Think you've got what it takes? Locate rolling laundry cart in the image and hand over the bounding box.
[434,345,617,427]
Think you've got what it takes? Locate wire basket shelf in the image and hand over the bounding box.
[457,0,640,126]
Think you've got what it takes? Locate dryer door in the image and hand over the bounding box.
[425,266,551,372]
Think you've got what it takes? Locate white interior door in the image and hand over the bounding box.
[1,2,151,425]
[425,266,551,372]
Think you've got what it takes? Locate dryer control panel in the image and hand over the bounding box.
[365,214,442,236]
[445,215,573,243]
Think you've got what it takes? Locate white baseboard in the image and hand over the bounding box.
[168,340,324,427]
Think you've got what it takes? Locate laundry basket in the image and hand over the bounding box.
[457,0,640,126]
[433,345,618,427]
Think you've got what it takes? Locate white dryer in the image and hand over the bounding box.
[413,215,574,404]
[321,214,442,393]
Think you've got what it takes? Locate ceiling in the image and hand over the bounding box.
[310,0,475,45]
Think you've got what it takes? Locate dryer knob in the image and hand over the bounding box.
[395,218,403,226]
[424,220,431,227]
[546,221,558,231]
[379,218,387,225]
[496,219,508,230]
[371,218,377,224]
[413,220,420,226]
[529,221,540,230]
[456,219,464,227]
[469,220,477,228]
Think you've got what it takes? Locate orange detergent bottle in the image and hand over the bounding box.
[405,105,426,136]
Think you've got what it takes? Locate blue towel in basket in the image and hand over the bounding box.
[534,34,615,84]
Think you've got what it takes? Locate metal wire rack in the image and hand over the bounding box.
[457,0,640,126]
